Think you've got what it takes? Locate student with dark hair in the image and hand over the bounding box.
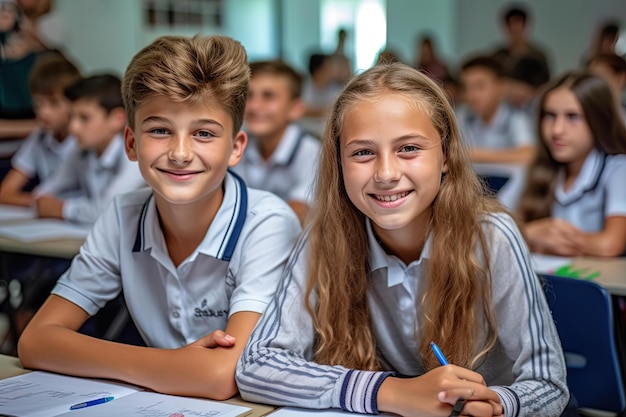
[492,3,551,80]
[456,55,535,165]
[588,52,626,123]
[519,72,626,257]
[33,74,144,224]
[505,53,550,117]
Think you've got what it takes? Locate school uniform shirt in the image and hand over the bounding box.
[552,148,626,231]
[34,134,145,224]
[10,128,76,182]
[456,103,534,150]
[51,171,301,348]
[237,213,568,417]
[231,124,320,204]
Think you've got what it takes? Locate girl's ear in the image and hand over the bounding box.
[124,125,138,161]
[228,130,248,167]
[442,158,449,174]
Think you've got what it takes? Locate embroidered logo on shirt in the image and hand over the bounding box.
[194,298,229,318]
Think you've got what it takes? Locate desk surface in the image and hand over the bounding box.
[0,234,83,259]
[533,254,626,296]
[0,354,276,417]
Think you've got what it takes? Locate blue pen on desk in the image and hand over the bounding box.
[430,341,449,365]
[69,396,114,410]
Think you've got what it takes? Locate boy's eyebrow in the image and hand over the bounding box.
[140,116,224,129]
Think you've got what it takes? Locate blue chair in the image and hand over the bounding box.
[541,274,626,414]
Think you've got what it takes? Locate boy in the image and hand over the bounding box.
[33,74,145,224]
[18,35,301,400]
[0,51,80,206]
[456,55,535,164]
[231,60,320,224]
[588,52,626,123]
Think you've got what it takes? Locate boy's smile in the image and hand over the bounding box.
[125,95,246,208]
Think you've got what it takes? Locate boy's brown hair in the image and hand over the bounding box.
[249,60,303,99]
[28,52,81,96]
[122,35,250,133]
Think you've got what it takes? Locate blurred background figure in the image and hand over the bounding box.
[492,4,551,80]
[582,20,621,65]
[328,27,352,85]
[413,33,449,82]
[505,54,551,117]
[16,0,64,52]
[587,52,626,123]
[375,47,402,65]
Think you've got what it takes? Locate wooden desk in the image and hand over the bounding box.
[532,254,626,296]
[0,234,82,259]
[0,354,277,417]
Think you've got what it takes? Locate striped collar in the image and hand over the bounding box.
[555,148,607,206]
[132,170,248,261]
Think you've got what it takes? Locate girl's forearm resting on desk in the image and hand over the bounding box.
[18,295,260,400]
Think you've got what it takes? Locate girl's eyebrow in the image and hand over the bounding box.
[344,134,434,147]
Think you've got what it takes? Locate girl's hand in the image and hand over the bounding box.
[377,365,502,417]
[186,330,236,349]
[526,218,583,256]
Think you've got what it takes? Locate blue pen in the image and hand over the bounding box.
[430,341,449,365]
[69,396,114,410]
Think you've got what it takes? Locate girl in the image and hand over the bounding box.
[519,72,626,257]
[237,63,568,417]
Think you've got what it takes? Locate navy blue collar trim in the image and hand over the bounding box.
[218,170,248,261]
[132,193,154,252]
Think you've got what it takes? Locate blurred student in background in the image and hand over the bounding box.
[34,74,145,224]
[519,72,626,257]
[588,52,626,123]
[232,60,320,224]
[413,33,449,82]
[456,55,535,164]
[0,51,79,206]
[504,54,550,118]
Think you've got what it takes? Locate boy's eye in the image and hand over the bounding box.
[195,130,215,139]
[149,128,169,135]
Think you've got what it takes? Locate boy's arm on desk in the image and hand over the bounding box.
[18,295,261,400]
[0,169,33,206]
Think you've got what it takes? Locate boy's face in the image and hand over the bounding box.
[124,95,247,207]
[245,73,303,140]
[32,93,72,138]
[461,67,503,117]
[69,99,125,152]
[0,3,17,32]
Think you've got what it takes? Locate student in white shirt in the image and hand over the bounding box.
[0,51,80,206]
[232,60,320,224]
[456,55,535,164]
[237,63,567,417]
[519,71,626,257]
[34,74,145,224]
[18,35,301,401]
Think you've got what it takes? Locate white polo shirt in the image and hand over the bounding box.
[552,148,626,232]
[231,124,320,204]
[52,171,301,348]
[34,134,145,224]
[456,103,534,149]
[11,128,76,181]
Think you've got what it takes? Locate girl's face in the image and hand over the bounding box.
[541,87,594,165]
[340,93,448,239]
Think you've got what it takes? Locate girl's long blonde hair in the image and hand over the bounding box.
[519,71,626,222]
[305,63,503,371]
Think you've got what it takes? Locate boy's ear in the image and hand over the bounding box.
[288,98,306,121]
[124,125,138,161]
[228,130,248,167]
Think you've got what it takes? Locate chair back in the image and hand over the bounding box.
[542,274,626,412]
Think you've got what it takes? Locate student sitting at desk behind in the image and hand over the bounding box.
[0,51,80,206]
[237,63,568,417]
[456,55,535,164]
[18,35,301,400]
[33,74,145,224]
[231,60,320,224]
[519,71,626,257]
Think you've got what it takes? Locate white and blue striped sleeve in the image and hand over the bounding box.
[486,213,569,417]
[236,234,392,414]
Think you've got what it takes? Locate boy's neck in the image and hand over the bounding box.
[256,125,289,161]
[155,186,225,267]
[480,102,500,124]
[93,133,118,157]
[53,128,69,142]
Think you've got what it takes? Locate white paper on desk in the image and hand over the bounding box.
[0,219,90,242]
[0,371,140,417]
[531,253,572,275]
[270,407,393,416]
[0,204,35,221]
[56,391,251,417]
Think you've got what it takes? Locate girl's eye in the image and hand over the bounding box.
[353,149,373,157]
[400,145,420,153]
[566,112,581,122]
[542,112,556,121]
